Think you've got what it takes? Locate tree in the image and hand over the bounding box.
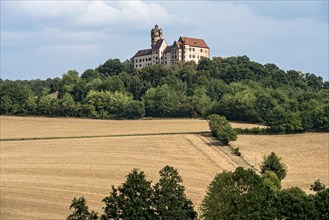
[260,152,287,181]
[278,187,319,219]
[0,81,34,115]
[123,100,145,119]
[81,69,100,82]
[153,166,197,220]
[207,114,237,145]
[142,84,180,117]
[261,170,281,193]
[97,59,124,76]
[201,167,276,220]
[102,169,156,220]
[314,188,329,219]
[59,93,79,116]
[67,197,98,220]
[190,87,216,117]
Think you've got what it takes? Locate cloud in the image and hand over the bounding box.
[5,0,178,28]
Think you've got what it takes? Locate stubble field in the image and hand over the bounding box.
[1,116,328,219]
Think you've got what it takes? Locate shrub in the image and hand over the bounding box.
[208,114,237,145]
[233,147,241,156]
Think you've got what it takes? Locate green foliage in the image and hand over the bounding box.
[234,127,268,135]
[69,167,196,219]
[262,170,281,193]
[97,59,124,76]
[102,169,155,219]
[314,188,329,219]
[1,56,327,132]
[201,167,277,220]
[207,114,237,145]
[123,100,145,119]
[85,90,134,119]
[142,84,181,117]
[190,87,217,117]
[101,166,197,220]
[67,197,98,220]
[0,80,34,115]
[310,179,326,192]
[81,69,100,82]
[232,147,241,156]
[260,152,287,181]
[153,166,197,220]
[278,187,319,219]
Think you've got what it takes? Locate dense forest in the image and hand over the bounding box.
[1,56,328,132]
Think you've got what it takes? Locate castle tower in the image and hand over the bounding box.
[151,24,163,48]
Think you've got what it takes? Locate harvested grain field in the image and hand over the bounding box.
[1,134,237,219]
[1,116,327,219]
[231,133,329,193]
[0,116,264,140]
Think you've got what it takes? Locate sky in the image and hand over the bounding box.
[1,1,328,81]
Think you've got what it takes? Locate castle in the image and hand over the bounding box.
[133,25,210,69]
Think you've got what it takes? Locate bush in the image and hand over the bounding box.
[233,147,241,156]
[208,114,237,145]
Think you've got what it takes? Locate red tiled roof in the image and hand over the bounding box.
[179,36,209,48]
[153,39,165,50]
[133,49,152,57]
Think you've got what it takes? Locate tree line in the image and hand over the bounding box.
[67,154,329,220]
[1,56,328,132]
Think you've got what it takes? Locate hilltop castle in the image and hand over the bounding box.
[133,25,210,69]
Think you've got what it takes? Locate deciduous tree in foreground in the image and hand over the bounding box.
[68,166,197,220]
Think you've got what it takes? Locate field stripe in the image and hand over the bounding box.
[0,131,210,142]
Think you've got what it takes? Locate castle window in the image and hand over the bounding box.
[139,64,142,67]
[193,55,195,58]
[139,59,141,62]
[136,65,138,68]
[143,59,144,62]
[189,54,191,58]
[189,48,191,51]
[200,49,203,53]
[193,48,195,52]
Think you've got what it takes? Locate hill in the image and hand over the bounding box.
[1,56,328,132]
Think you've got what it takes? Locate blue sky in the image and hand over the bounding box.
[1,1,328,81]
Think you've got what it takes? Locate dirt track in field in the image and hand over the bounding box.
[1,116,327,219]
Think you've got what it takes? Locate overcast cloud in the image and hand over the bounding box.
[1,1,328,80]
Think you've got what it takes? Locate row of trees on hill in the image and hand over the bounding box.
[1,56,328,132]
[67,153,329,220]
